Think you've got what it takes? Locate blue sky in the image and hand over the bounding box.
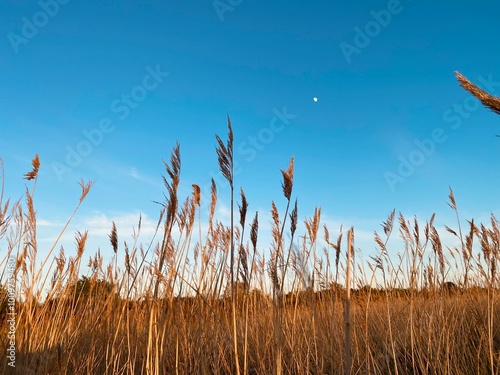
[1,0,500,265]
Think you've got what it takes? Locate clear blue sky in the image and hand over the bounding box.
[1,0,500,263]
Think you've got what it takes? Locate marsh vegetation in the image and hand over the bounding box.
[1,121,500,374]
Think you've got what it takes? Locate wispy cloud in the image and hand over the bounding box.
[128,167,162,187]
[81,211,157,238]
[37,218,63,228]
[129,167,140,179]
[36,211,158,254]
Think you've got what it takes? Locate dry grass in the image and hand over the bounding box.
[456,71,500,115]
[1,129,500,374]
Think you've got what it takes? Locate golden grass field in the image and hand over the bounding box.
[1,120,500,374]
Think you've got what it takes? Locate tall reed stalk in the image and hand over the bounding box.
[216,116,240,374]
[345,227,353,375]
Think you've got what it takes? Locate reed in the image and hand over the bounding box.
[456,71,500,115]
[1,122,500,374]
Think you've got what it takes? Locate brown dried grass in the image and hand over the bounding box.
[1,128,500,374]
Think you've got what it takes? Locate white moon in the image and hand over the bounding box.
[313,97,318,102]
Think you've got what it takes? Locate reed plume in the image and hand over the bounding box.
[109,221,118,255]
[215,116,234,189]
[23,154,40,181]
[280,156,294,201]
[154,143,181,299]
[192,184,201,207]
[456,71,500,115]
